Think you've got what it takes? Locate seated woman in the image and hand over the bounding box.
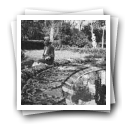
[38,36,55,65]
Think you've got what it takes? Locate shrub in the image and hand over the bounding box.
[60,45,70,50]
[21,50,25,60]
[75,38,89,48]
[69,31,92,48]
[61,35,71,45]
[21,40,44,50]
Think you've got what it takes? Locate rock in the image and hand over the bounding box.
[32,62,41,67]
[66,98,75,105]
[78,99,96,105]
[43,88,63,98]
[62,86,74,95]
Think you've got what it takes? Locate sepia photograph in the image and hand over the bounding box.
[17,15,110,110]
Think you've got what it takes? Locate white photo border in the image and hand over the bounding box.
[17,15,110,110]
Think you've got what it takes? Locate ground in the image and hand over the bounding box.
[24,50,89,61]
[21,48,106,105]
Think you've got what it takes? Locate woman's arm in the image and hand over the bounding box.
[43,46,48,57]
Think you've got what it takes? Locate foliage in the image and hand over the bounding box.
[93,29,106,43]
[81,23,92,41]
[72,31,91,47]
[21,40,44,50]
[21,50,25,60]
[21,20,45,40]
[21,20,55,40]
[21,20,106,49]
[60,22,72,45]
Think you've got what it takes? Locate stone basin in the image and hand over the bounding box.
[58,66,77,71]
[62,68,106,105]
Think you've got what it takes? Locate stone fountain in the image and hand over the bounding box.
[92,33,97,48]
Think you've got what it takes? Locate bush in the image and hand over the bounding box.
[52,40,71,50]
[69,31,91,48]
[21,50,25,60]
[60,45,70,50]
[75,37,89,48]
[69,47,106,60]
[21,40,44,50]
[61,35,71,45]
[84,41,93,48]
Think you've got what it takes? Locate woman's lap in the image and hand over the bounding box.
[38,57,54,65]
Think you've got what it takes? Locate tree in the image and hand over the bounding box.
[82,23,92,41]
[90,21,96,48]
[21,20,46,40]
[60,21,72,45]
[92,20,106,48]
[50,20,54,42]
[80,20,85,31]
[46,20,63,43]
[21,20,31,40]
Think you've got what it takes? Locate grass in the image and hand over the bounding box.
[22,47,106,70]
[24,47,106,62]
[23,50,88,64]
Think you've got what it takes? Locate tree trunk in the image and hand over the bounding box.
[79,20,84,31]
[102,27,104,48]
[91,21,96,48]
[78,21,81,31]
[50,21,54,42]
[91,22,93,38]
[59,21,63,48]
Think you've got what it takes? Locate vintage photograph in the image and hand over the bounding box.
[17,15,110,110]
